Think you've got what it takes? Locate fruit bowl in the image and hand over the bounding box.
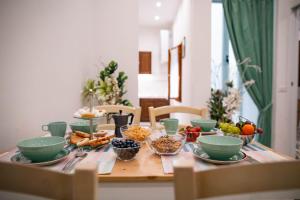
[179,126,201,142]
[219,116,263,146]
[223,133,255,146]
[111,138,140,161]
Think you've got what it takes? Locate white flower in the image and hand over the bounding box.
[244,79,255,87]
[223,88,241,119]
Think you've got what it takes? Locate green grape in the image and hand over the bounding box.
[234,127,241,134]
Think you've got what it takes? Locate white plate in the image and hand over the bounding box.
[193,148,247,164]
[11,149,70,166]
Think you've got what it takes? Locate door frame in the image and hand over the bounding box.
[272,0,300,157]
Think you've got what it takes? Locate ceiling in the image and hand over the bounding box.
[139,0,181,28]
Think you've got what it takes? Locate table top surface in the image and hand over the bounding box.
[98,141,292,183]
[98,144,173,182]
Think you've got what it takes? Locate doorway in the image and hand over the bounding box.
[137,0,181,122]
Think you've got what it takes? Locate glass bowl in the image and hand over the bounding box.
[224,133,255,146]
[120,124,151,142]
[146,134,186,156]
[111,138,141,161]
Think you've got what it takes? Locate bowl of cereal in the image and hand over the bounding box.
[146,134,186,156]
[120,125,151,142]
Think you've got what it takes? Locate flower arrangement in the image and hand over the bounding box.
[82,60,132,106]
[208,57,260,124]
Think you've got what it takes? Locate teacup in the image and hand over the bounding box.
[160,118,179,135]
[42,122,67,137]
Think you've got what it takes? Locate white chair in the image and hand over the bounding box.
[96,105,141,130]
[174,160,300,200]
[0,161,97,200]
[148,105,207,129]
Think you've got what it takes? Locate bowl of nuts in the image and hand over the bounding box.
[111,138,141,161]
[146,134,186,156]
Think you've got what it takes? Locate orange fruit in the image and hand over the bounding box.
[242,124,255,135]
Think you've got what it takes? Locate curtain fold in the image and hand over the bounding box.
[223,0,274,146]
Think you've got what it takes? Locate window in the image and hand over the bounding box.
[211,1,258,123]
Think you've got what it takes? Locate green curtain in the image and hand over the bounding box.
[223,0,274,146]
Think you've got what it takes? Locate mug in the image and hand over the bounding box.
[42,121,67,137]
[160,118,179,135]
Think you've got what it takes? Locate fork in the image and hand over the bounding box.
[62,148,87,172]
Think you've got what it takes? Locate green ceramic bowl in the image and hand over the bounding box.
[17,136,65,162]
[69,121,97,133]
[197,136,243,160]
[191,119,217,132]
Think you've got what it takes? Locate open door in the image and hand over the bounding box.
[168,43,182,102]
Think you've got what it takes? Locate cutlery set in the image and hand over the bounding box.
[61,144,110,172]
[62,148,87,172]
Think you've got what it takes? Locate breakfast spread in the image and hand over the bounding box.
[122,125,151,141]
[151,135,182,153]
[73,107,106,118]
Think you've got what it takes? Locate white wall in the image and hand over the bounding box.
[138,26,168,98]
[273,0,300,156]
[92,0,138,105]
[0,0,138,151]
[171,0,211,123]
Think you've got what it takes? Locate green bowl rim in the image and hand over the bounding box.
[69,122,97,126]
[191,119,217,124]
[17,136,65,149]
[198,136,243,146]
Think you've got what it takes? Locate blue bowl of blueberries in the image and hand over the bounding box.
[111,138,141,161]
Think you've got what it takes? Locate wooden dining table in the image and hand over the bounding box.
[0,132,294,200]
[96,140,294,200]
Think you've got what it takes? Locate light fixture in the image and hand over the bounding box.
[154,15,160,21]
[156,1,162,7]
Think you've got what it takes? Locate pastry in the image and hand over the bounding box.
[76,138,90,147]
[70,134,85,145]
[75,131,90,138]
[94,130,107,137]
[73,107,106,118]
[80,113,96,118]
[89,139,109,148]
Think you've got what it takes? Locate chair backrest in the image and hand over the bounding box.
[0,161,97,200]
[148,106,207,129]
[96,105,141,130]
[174,161,300,200]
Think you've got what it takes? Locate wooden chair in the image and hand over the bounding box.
[0,161,97,200]
[96,105,141,130]
[148,106,207,129]
[174,161,300,200]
